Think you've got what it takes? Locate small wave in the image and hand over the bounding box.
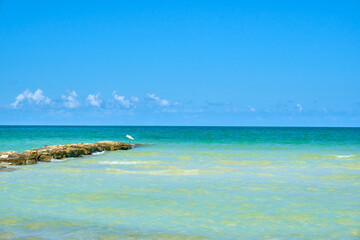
[50,158,66,162]
[106,168,201,175]
[335,155,355,158]
[92,151,105,155]
[106,166,221,175]
[329,154,359,160]
[290,154,360,160]
[99,161,147,165]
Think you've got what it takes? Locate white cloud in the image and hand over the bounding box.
[296,103,303,112]
[113,91,138,108]
[61,90,79,108]
[11,89,51,108]
[130,96,139,102]
[86,93,102,107]
[32,89,51,104]
[11,94,25,108]
[147,93,170,106]
[248,106,255,112]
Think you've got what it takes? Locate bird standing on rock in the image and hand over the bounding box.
[126,135,134,144]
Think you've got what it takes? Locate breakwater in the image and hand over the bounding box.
[0,141,132,166]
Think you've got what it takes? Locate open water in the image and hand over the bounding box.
[0,126,359,239]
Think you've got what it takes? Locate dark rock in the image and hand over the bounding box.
[21,150,39,160]
[25,159,37,165]
[0,166,16,172]
[38,154,52,162]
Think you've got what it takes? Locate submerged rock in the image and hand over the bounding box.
[0,166,16,172]
[0,141,132,165]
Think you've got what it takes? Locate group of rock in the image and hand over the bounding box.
[0,141,132,169]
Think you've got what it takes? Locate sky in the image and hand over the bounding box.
[0,0,359,126]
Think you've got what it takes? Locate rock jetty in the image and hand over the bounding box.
[0,141,132,165]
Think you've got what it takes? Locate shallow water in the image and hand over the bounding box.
[0,126,360,239]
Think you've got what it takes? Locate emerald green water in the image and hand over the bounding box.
[0,126,360,239]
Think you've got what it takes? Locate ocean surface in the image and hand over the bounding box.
[0,126,359,240]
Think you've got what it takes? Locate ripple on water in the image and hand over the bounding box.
[24,221,72,230]
[93,232,207,240]
[0,232,14,239]
[290,153,360,160]
[105,166,220,175]
[99,161,148,165]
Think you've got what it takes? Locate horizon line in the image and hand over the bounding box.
[0,124,359,128]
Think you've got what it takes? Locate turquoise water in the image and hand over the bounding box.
[0,126,360,239]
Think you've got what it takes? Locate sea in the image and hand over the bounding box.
[0,126,359,239]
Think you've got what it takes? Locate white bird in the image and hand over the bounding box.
[126,134,134,143]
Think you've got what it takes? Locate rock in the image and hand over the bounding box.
[0,141,132,165]
[25,159,37,165]
[96,141,131,151]
[38,154,52,162]
[0,166,16,172]
[21,150,39,160]
[52,149,67,159]
[96,141,115,150]
[80,143,100,154]
[0,151,18,160]
[0,150,26,165]
[64,146,85,157]
[36,149,53,162]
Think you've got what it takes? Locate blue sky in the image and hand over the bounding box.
[0,0,359,126]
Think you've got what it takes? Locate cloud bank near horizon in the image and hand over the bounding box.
[6,89,356,119]
[11,89,51,108]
